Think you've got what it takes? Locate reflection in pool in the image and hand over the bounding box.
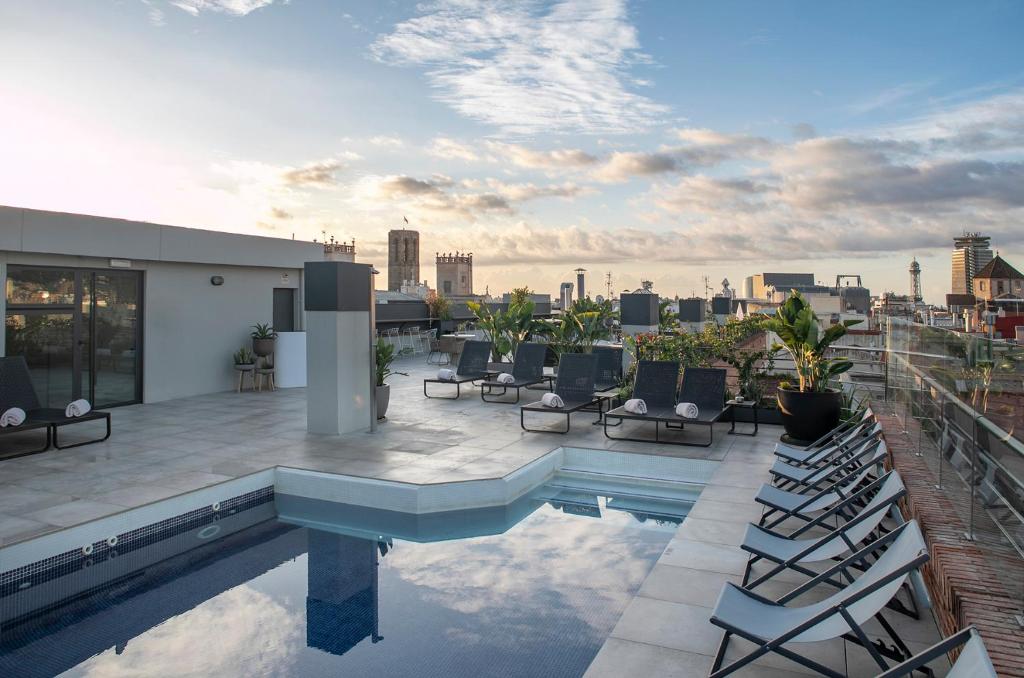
[1,484,690,678]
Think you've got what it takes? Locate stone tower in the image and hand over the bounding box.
[436,252,473,297]
[387,229,419,292]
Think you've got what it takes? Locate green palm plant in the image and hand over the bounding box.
[762,290,860,392]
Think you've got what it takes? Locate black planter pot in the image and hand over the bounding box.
[776,387,842,444]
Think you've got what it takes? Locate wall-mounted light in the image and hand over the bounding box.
[210,275,224,286]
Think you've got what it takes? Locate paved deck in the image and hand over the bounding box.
[1,354,736,545]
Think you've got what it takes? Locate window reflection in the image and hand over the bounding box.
[5,268,76,305]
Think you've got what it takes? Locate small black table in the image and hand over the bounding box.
[727,400,759,436]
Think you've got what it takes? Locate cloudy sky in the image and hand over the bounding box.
[1,0,1022,303]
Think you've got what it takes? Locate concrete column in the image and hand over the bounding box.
[305,261,375,435]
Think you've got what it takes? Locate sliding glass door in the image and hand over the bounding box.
[5,265,143,408]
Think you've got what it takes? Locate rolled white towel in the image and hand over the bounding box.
[624,398,647,415]
[65,399,92,417]
[541,392,564,408]
[1,407,26,427]
[437,368,456,382]
[675,402,699,419]
[496,372,515,384]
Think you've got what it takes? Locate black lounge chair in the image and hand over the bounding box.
[604,364,727,447]
[520,352,601,434]
[0,356,111,456]
[593,345,624,392]
[480,342,550,403]
[423,339,493,399]
[602,360,681,441]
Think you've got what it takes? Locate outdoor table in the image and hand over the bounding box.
[727,399,759,436]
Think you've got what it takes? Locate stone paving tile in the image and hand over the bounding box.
[584,637,714,678]
[611,596,723,655]
[24,499,126,527]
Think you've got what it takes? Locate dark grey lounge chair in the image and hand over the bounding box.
[423,340,493,399]
[602,360,681,442]
[480,342,550,403]
[709,521,931,677]
[592,345,624,392]
[520,352,600,434]
[0,356,111,456]
[603,364,727,447]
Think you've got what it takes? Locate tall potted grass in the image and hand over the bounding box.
[375,339,407,419]
[763,291,860,442]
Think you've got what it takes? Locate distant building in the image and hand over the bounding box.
[559,282,574,310]
[436,252,473,297]
[323,238,356,262]
[744,273,815,300]
[973,254,1024,301]
[951,233,992,295]
[909,258,922,303]
[399,279,431,300]
[387,228,419,292]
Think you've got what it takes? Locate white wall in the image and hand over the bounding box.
[143,261,301,402]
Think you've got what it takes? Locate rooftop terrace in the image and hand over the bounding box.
[2,352,981,676]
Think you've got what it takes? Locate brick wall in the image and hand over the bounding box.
[878,412,1024,676]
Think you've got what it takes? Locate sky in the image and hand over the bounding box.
[1,0,1022,304]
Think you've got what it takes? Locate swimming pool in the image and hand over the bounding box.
[1,479,692,678]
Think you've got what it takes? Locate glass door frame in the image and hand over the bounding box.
[5,264,145,407]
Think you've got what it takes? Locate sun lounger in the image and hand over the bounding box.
[710,521,930,677]
[756,440,889,529]
[423,340,493,399]
[520,353,601,434]
[874,625,996,678]
[0,356,111,456]
[480,342,550,403]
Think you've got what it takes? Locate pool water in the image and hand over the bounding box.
[1,484,690,678]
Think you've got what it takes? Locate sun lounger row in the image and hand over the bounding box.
[707,411,997,678]
[0,356,112,456]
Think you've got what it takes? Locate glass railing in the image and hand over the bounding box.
[846,318,1024,623]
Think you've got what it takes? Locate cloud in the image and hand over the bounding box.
[847,80,935,116]
[280,160,341,187]
[269,206,292,219]
[371,0,667,135]
[169,0,276,16]
[427,137,482,162]
[485,142,599,169]
[593,151,677,182]
[368,135,404,149]
[141,0,166,25]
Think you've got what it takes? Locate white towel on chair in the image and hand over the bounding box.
[1,407,26,427]
[624,398,647,415]
[541,393,564,408]
[65,399,92,418]
[496,372,515,384]
[437,368,456,382]
[675,402,698,419]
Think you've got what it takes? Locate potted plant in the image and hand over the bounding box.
[763,290,860,442]
[251,323,277,357]
[233,346,255,367]
[426,291,454,334]
[375,338,408,419]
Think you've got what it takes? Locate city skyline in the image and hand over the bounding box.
[1,0,1023,303]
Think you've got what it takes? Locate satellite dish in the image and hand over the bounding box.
[596,294,605,303]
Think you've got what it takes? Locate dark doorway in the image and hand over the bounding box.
[273,288,296,333]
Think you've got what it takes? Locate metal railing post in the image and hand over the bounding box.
[964,411,979,541]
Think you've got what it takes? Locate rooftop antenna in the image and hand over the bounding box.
[702,275,712,300]
[605,271,613,299]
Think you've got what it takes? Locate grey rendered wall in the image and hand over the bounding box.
[143,261,301,402]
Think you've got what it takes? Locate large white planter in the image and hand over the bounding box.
[275,331,307,388]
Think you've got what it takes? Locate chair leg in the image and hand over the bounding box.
[53,415,112,450]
